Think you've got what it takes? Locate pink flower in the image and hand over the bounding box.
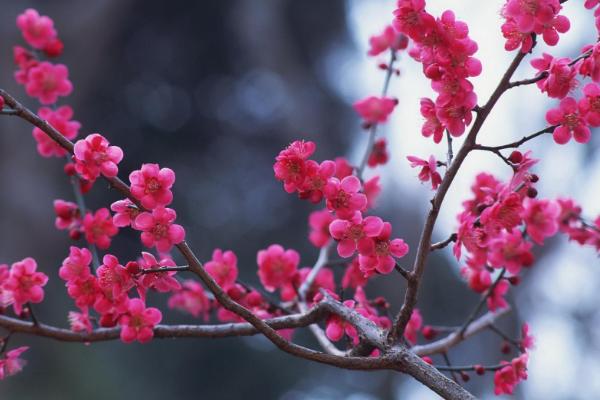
[298,160,336,203]
[325,300,359,343]
[578,83,600,127]
[323,176,367,219]
[32,106,80,157]
[531,54,577,99]
[329,212,384,258]
[73,134,123,182]
[358,222,409,275]
[487,279,510,311]
[488,231,534,275]
[119,298,162,344]
[545,97,591,144]
[59,246,93,282]
[461,258,492,293]
[407,155,442,190]
[205,249,238,289]
[53,199,80,231]
[16,9,57,49]
[308,209,334,248]
[97,254,135,299]
[579,43,600,82]
[168,280,211,319]
[136,252,181,296]
[110,199,142,228]
[353,96,397,124]
[67,275,99,309]
[0,346,29,380]
[273,140,316,194]
[82,208,119,250]
[368,25,408,56]
[501,20,534,53]
[367,138,389,168]
[24,62,72,105]
[68,311,93,333]
[4,258,48,315]
[504,0,560,32]
[494,353,529,395]
[134,207,186,252]
[521,198,560,244]
[404,309,422,345]
[257,244,299,292]
[129,163,176,209]
[364,176,382,209]
[521,323,535,350]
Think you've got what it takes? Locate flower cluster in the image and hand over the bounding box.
[501,0,570,53]
[393,0,481,140]
[367,25,408,57]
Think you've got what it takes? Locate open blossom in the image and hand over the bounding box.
[16,9,56,49]
[0,347,29,380]
[110,199,141,228]
[521,323,535,350]
[136,253,181,297]
[24,62,72,105]
[4,258,48,315]
[134,207,185,252]
[298,160,336,203]
[325,300,359,343]
[367,138,389,167]
[487,279,510,311]
[521,198,560,244]
[329,212,384,258]
[407,155,442,190]
[257,244,299,292]
[73,134,123,181]
[579,43,600,82]
[461,258,492,293]
[168,280,211,319]
[358,222,409,275]
[488,231,534,275]
[494,353,529,395]
[531,54,577,99]
[323,176,367,219]
[545,97,591,144]
[353,96,397,124]
[59,246,92,282]
[32,106,80,157]
[97,255,135,299]
[364,176,382,209]
[129,164,175,209]
[205,249,238,289]
[119,298,162,344]
[420,98,445,143]
[368,25,408,56]
[578,83,600,127]
[308,209,334,248]
[82,208,119,250]
[67,275,100,309]
[273,140,316,193]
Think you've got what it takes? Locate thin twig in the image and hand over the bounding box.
[140,266,190,274]
[443,352,460,382]
[430,233,457,251]
[446,131,454,167]
[474,125,556,151]
[458,269,506,338]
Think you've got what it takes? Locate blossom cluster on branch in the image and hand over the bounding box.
[0,2,599,398]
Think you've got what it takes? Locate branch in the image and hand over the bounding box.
[388,45,532,344]
[140,266,190,274]
[474,125,556,152]
[430,233,457,251]
[412,307,510,356]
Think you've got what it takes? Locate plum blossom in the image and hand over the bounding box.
[205,249,238,289]
[308,209,334,248]
[129,163,176,209]
[3,258,48,315]
[353,96,397,124]
[136,252,181,296]
[24,62,72,104]
[368,25,408,56]
[358,222,409,275]
[82,208,118,250]
[323,176,367,219]
[168,280,211,319]
[16,9,57,49]
[134,207,185,252]
[110,199,142,229]
[273,140,316,194]
[119,298,162,344]
[367,138,389,167]
[521,198,560,244]
[257,244,299,292]
[329,212,384,258]
[545,97,591,144]
[58,246,92,282]
[73,134,123,181]
[531,54,577,99]
[407,155,442,190]
[0,347,29,380]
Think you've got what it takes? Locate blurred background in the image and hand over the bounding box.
[0,0,599,399]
